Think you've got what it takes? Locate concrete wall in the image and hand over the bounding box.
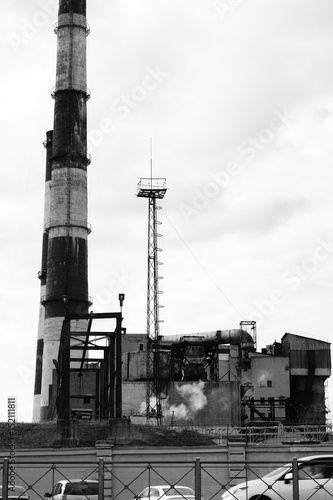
[245,354,290,400]
[218,346,239,382]
[0,447,98,496]
[123,352,147,381]
[122,334,147,354]
[122,382,146,416]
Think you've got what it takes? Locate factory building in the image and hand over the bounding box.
[280,333,331,423]
[56,327,331,427]
[119,330,331,427]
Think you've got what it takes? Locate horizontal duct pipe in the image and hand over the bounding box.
[160,329,254,346]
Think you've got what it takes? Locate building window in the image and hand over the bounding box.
[267,380,272,388]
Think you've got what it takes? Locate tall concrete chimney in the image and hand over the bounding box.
[33,0,91,422]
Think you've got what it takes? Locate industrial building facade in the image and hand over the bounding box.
[53,327,330,427]
[119,331,331,426]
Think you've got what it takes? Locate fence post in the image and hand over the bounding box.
[195,457,201,500]
[98,457,104,500]
[292,457,299,500]
[96,441,113,499]
[3,458,9,500]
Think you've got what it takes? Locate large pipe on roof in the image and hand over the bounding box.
[160,329,254,347]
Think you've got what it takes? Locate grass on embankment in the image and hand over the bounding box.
[0,422,216,448]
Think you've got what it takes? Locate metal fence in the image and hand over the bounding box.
[1,456,333,500]
[0,459,106,500]
[167,424,333,445]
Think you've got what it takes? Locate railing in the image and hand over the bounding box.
[0,458,107,500]
[44,219,92,233]
[40,294,93,306]
[50,150,92,165]
[51,85,91,99]
[137,178,167,198]
[160,423,333,445]
[54,20,90,36]
[138,177,167,190]
[2,456,333,500]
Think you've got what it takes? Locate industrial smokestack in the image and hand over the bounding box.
[33,130,53,417]
[33,0,91,422]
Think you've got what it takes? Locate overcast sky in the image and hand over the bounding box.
[1,0,333,422]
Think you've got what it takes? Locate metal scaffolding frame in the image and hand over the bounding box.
[56,311,123,421]
[240,320,257,349]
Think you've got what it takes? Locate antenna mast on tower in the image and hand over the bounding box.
[137,141,167,423]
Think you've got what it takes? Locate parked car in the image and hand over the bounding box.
[45,480,98,500]
[134,485,197,500]
[221,455,333,500]
[0,485,30,500]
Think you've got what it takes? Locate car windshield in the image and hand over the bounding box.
[263,465,291,479]
[64,484,98,496]
[161,488,194,496]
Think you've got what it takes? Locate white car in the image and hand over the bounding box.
[135,485,196,500]
[45,480,98,500]
[0,485,30,500]
[221,455,333,500]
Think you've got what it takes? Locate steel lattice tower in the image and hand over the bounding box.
[137,176,167,423]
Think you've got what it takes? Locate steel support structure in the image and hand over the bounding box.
[57,311,122,421]
[240,320,257,349]
[137,178,167,423]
